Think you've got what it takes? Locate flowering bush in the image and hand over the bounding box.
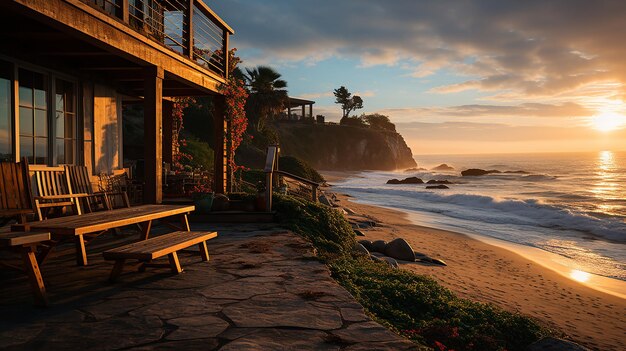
[189,182,213,198]
[219,48,250,176]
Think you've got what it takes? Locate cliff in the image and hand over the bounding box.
[275,123,416,171]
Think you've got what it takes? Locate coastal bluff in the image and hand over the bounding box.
[275,123,416,170]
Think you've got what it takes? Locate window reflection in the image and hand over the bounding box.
[18,68,48,164]
[0,61,12,161]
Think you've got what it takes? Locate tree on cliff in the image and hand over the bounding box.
[243,66,288,132]
[360,113,396,132]
[334,86,363,121]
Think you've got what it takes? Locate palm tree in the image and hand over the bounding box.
[242,66,288,132]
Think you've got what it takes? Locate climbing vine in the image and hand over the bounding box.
[171,97,195,171]
[219,48,249,175]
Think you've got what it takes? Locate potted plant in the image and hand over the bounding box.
[255,181,267,211]
[190,183,214,213]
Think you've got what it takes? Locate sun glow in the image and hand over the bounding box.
[570,269,591,283]
[592,111,626,132]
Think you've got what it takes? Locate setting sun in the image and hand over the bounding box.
[592,111,625,132]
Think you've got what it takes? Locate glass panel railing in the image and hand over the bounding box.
[192,5,225,76]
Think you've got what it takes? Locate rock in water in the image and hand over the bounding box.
[402,177,423,184]
[386,177,424,184]
[371,240,387,253]
[354,229,365,236]
[426,179,452,184]
[426,185,449,189]
[384,238,416,261]
[431,164,454,171]
[461,168,501,176]
[353,243,370,256]
[358,240,373,251]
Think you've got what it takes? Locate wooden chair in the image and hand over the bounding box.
[65,165,129,212]
[0,158,35,226]
[31,166,85,220]
[97,172,132,208]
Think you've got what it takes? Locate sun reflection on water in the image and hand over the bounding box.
[570,269,591,283]
[590,151,622,215]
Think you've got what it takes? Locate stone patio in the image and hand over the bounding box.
[0,223,417,350]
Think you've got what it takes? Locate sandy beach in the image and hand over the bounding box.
[321,171,626,351]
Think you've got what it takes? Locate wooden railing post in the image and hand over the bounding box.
[183,0,194,58]
[311,185,318,202]
[121,0,129,23]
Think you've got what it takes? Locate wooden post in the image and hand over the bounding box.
[265,171,272,212]
[287,106,291,120]
[301,105,305,121]
[312,184,318,202]
[121,0,129,23]
[213,95,227,194]
[309,104,313,119]
[143,66,164,204]
[183,0,194,58]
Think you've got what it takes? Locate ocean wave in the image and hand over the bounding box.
[337,186,626,243]
[520,174,557,181]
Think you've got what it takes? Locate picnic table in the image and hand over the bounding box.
[1,231,52,306]
[23,204,195,266]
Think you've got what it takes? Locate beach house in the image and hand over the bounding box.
[0,0,234,203]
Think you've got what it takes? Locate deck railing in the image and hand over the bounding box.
[80,0,232,79]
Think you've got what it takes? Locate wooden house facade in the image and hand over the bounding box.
[0,0,233,203]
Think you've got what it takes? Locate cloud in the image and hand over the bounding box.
[354,90,376,98]
[298,91,333,100]
[212,0,626,101]
[375,102,592,124]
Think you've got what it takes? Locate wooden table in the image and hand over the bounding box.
[1,231,52,306]
[25,204,195,266]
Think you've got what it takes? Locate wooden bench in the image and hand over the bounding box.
[0,231,52,306]
[102,231,217,282]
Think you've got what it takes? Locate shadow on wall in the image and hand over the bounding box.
[96,122,119,174]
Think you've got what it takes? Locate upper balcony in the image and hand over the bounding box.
[81,0,234,80]
[0,0,233,95]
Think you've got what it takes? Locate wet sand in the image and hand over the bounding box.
[322,171,626,351]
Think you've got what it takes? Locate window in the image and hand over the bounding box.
[18,68,48,165]
[0,61,11,161]
[55,79,76,164]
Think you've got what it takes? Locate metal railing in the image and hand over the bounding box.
[80,0,229,78]
[192,5,225,76]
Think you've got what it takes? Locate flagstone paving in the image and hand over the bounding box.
[0,224,417,350]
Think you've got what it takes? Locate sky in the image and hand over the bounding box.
[210,0,626,155]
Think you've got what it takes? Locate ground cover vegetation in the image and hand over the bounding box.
[273,195,553,351]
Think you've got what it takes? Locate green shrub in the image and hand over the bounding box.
[273,195,552,351]
[180,136,214,171]
[273,194,355,256]
[279,155,325,183]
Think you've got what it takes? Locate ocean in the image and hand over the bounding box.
[332,151,626,282]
